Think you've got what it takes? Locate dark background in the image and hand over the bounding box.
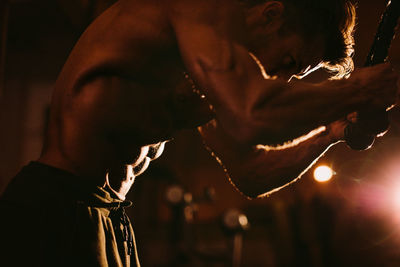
[1,0,400,266]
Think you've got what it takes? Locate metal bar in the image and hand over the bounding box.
[365,0,400,66]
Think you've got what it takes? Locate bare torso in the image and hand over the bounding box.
[39,0,214,187]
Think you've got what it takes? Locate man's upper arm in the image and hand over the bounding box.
[167,0,245,71]
[166,0,277,143]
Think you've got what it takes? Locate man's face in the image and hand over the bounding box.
[251,31,326,81]
[243,2,326,81]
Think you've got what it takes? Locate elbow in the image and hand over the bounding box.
[235,177,279,199]
[232,171,291,199]
[226,166,264,199]
[237,185,265,199]
[231,164,300,199]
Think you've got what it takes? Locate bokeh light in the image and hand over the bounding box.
[391,184,400,211]
[314,165,334,183]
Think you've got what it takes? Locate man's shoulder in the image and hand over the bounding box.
[166,0,241,23]
[166,0,247,52]
[0,162,82,206]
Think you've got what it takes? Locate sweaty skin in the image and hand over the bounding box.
[38,0,398,199]
[39,0,214,198]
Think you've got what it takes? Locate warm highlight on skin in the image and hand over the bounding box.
[255,126,326,151]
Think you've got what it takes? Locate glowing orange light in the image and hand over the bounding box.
[314,165,334,182]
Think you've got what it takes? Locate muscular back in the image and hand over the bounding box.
[41,0,214,180]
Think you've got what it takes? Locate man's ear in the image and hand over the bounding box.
[261,1,285,33]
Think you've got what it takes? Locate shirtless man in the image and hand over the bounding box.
[0,0,398,266]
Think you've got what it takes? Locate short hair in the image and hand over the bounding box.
[281,0,356,79]
[242,0,357,79]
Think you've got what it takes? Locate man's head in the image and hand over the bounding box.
[241,0,356,80]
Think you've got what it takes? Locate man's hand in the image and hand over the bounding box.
[349,63,399,110]
[343,63,398,149]
[325,118,348,142]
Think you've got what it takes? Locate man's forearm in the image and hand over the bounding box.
[237,132,339,198]
[200,120,343,199]
[239,78,363,145]
[204,63,365,147]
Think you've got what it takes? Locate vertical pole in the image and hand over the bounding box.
[0,0,10,98]
[232,233,243,267]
